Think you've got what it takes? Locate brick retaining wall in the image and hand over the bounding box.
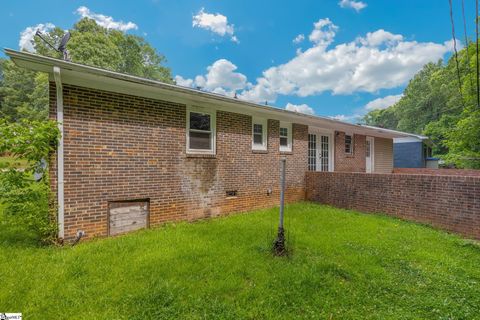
[393,168,480,176]
[306,172,480,239]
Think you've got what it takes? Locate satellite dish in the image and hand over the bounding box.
[58,32,70,53]
[58,32,71,61]
[35,30,71,61]
[33,159,47,182]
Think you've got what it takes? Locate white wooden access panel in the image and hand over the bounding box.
[108,200,149,236]
[308,129,334,172]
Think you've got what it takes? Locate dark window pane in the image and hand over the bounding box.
[253,124,263,134]
[345,135,352,153]
[253,133,263,144]
[280,137,288,147]
[190,112,211,131]
[189,131,211,150]
[280,127,288,137]
[308,134,316,171]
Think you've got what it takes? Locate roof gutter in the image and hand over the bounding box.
[4,48,417,139]
[53,66,64,240]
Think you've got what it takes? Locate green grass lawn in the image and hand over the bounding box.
[1,202,479,319]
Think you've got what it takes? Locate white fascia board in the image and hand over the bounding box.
[362,124,428,140]
[394,137,423,143]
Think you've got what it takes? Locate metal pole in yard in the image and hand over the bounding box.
[274,157,286,255]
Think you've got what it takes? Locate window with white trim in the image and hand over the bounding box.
[345,134,353,154]
[187,108,216,154]
[279,122,292,152]
[252,117,267,151]
[321,135,329,171]
[308,134,317,171]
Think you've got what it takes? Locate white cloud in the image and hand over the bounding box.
[193,8,238,43]
[331,114,362,123]
[175,18,452,110]
[333,94,403,123]
[174,75,194,87]
[240,22,452,99]
[75,6,138,31]
[285,103,315,115]
[293,34,305,44]
[19,23,55,52]
[357,29,403,47]
[201,59,247,91]
[309,18,338,47]
[238,78,277,104]
[175,59,247,96]
[338,0,367,12]
[364,94,403,111]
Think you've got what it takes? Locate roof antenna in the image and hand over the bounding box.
[35,30,71,61]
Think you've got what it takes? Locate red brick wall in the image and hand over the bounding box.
[334,132,366,172]
[394,168,480,177]
[306,171,480,240]
[49,83,308,241]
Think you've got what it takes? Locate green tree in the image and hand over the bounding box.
[0,119,60,243]
[363,42,480,168]
[0,18,172,122]
[445,107,480,168]
[395,61,452,133]
[363,107,398,129]
[0,59,48,121]
[33,18,172,81]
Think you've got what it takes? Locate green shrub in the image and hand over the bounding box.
[0,169,57,243]
[0,119,60,244]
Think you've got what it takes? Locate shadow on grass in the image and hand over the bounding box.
[0,219,41,248]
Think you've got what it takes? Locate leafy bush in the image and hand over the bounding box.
[0,119,60,244]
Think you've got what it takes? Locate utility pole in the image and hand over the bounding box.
[273,158,286,255]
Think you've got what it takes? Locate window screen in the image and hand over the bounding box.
[189,112,212,151]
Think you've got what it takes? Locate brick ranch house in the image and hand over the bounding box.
[6,49,415,241]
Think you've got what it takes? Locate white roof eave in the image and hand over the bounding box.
[4,48,416,139]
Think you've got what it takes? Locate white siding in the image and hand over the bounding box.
[374,137,393,173]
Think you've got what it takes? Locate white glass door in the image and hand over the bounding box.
[319,135,330,172]
[308,132,332,172]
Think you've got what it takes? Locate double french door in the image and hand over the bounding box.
[308,132,333,172]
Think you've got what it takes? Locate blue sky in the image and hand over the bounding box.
[1,0,476,121]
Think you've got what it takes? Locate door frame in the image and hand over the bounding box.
[366,136,375,173]
[308,127,334,172]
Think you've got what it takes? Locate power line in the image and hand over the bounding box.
[461,0,474,95]
[477,0,480,108]
[449,0,464,106]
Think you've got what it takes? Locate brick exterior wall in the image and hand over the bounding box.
[306,172,480,240]
[394,168,480,176]
[334,132,366,172]
[49,83,308,241]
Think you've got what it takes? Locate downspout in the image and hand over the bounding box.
[53,66,64,239]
